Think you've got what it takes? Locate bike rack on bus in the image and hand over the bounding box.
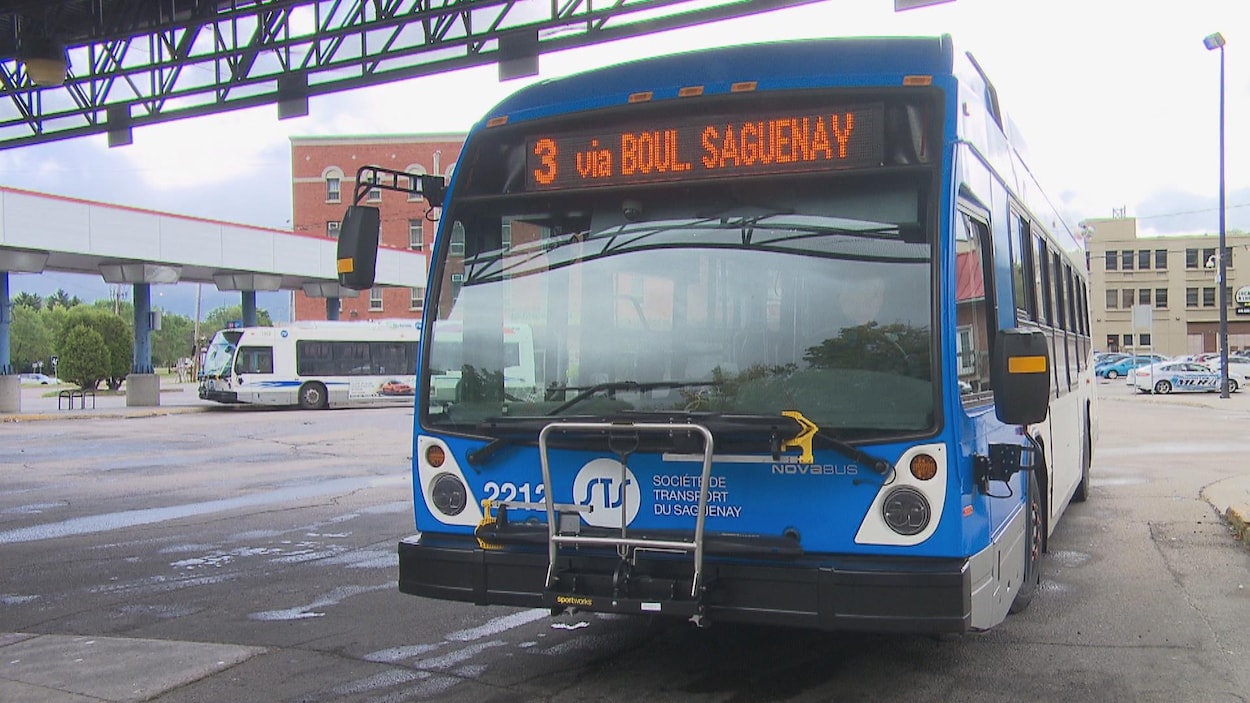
[538,421,716,605]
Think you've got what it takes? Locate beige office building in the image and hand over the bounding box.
[1086,216,1250,356]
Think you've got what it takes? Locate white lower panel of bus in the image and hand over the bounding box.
[968,502,1027,630]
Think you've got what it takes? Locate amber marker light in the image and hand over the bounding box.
[628,91,654,103]
[903,75,933,86]
[910,453,938,481]
[425,444,446,468]
[678,85,705,97]
[486,116,509,128]
[731,81,757,92]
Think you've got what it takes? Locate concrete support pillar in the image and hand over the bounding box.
[326,297,340,320]
[242,290,257,327]
[128,282,159,407]
[0,271,16,413]
[0,270,11,375]
[132,282,153,374]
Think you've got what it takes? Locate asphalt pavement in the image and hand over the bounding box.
[2,377,1248,702]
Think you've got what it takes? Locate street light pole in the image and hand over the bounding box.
[1204,32,1229,398]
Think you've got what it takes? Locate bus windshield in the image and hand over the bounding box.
[202,330,242,379]
[425,175,934,437]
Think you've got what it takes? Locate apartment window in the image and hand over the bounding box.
[1139,333,1152,346]
[1155,249,1168,269]
[1122,289,1134,308]
[370,287,383,311]
[1224,246,1234,269]
[1123,334,1133,346]
[502,221,513,252]
[1203,248,1216,269]
[1203,287,1216,307]
[1186,248,1199,269]
[1155,288,1168,308]
[1187,287,1199,307]
[1106,289,1118,309]
[1138,288,1150,306]
[408,219,423,250]
[450,272,465,297]
[326,177,341,203]
[956,327,976,374]
[1104,250,1117,271]
[326,221,340,239]
[1121,250,1134,270]
[1138,249,1151,270]
[365,173,381,202]
[409,287,424,312]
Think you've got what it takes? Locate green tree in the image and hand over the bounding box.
[802,322,932,380]
[57,325,110,390]
[54,307,133,390]
[152,311,194,368]
[203,305,272,338]
[10,305,53,372]
[40,307,69,354]
[46,289,80,310]
[12,291,42,311]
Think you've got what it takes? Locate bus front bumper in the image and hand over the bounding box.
[198,387,238,403]
[398,534,973,634]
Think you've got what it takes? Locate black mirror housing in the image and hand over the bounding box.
[336,205,380,290]
[991,328,1051,425]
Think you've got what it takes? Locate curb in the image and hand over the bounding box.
[1,405,211,423]
[1226,507,1249,543]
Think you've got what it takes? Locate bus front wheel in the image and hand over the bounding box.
[299,382,328,410]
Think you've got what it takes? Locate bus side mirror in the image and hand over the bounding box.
[990,328,1050,425]
[336,205,380,290]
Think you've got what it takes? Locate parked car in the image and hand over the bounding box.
[1096,354,1167,380]
[19,373,61,385]
[1094,352,1130,365]
[1205,359,1250,389]
[1130,361,1236,394]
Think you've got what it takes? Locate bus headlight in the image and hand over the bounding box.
[882,486,930,536]
[430,472,468,516]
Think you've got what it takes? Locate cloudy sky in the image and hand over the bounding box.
[1,0,1246,318]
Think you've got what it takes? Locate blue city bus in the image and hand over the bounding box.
[338,35,1097,633]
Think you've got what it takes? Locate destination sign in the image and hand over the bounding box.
[525,103,885,191]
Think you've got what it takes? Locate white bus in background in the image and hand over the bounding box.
[428,321,538,406]
[198,319,421,409]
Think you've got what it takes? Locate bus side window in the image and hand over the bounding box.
[236,346,274,374]
[955,211,995,400]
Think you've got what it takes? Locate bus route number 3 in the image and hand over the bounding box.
[483,481,546,504]
[532,138,557,185]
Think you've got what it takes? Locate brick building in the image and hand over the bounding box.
[289,134,467,321]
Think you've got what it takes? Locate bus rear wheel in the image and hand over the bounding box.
[298,382,328,410]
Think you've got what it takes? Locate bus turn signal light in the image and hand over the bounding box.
[425,444,446,468]
[910,453,938,480]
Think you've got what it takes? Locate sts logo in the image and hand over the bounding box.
[572,458,641,527]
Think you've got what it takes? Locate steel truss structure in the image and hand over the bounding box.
[0,0,826,150]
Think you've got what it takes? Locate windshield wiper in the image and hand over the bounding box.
[812,429,892,476]
[466,406,774,469]
[547,380,720,415]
